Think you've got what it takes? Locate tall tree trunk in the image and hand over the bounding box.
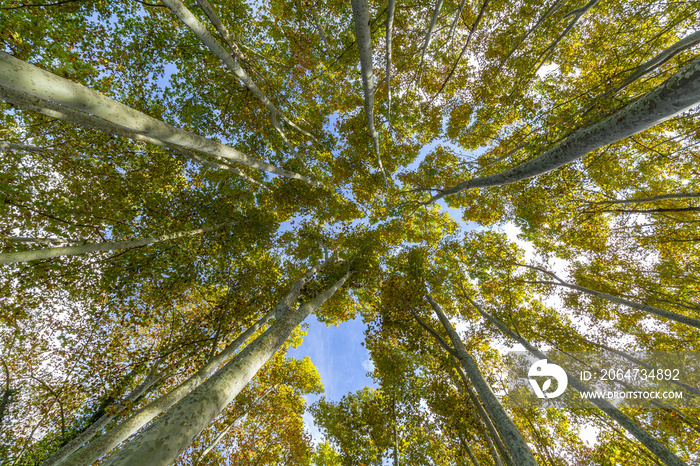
[392,393,399,466]
[494,0,562,76]
[534,279,700,330]
[451,365,510,466]
[161,0,318,144]
[100,262,351,465]
[0,222,236,265]
[417,0,445,77]
[351,0,385,181]
[0,141,45,153]
[459,435,481,466]
[589,192,700,205]
[432,0,489,99]
[0,83,262,186]
[612,30,700,95]
[41,368,163,466]
[0,53,317,185]
[385,0,396,127]
[193,384,275,466]
[62,309,276,466]
[468,296,688,466]
[425,295,538,466]
[410,309,510,466]
[429,53,700,203]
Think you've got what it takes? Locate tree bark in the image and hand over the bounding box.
[0,83,266,187]
[451,365,510,466]
[410,308,511,466]
[385,0,396,127]
[446,0,468,46]
[162,0,318,144]
[432,0,489,100]
[529,0,599,77]
[100,263,351,465]
[0,141,45,153]
[41,368,163,466]
[417,0,445,77]
[351,0,386,181]
[0,53,317,185]
[590,192,700,205]
[429,53,700,203]
[61,309,276,466]
[494,0,562,76]
[468,296,688,466]
[613,29,700,95]
[0,222,236,264]
[425,295,538,466]
[535,280,700,330]
[459,436,481,466]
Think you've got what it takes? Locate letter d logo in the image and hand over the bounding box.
[528,359,568,399]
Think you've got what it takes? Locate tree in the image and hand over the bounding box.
[1,0,699,464]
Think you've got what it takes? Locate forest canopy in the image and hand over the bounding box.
[0,0,699,464]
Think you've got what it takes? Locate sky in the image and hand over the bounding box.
[286,315,376,444]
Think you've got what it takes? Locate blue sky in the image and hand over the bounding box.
[286,314,376,444]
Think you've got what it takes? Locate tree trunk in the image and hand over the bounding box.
[613,30,700,95]
[432,0,489,99]
[469,297,688,466]
[62,309,276,466]
[590,192,700,205]
[417,0,445,75]
[536,280,700,330]
[0,141,45,153]
[0,222,236,264]
[0,53,317,185]
[452,361,511,466]
[425,295,538,466]
[350,0,385,180]
[410,308,510,466]
[0,83,265,186]
[100,263,351,465]
[429,53,700,203]
[41,369,162,466]
[194,383,277,465]
[161,0,317,144]
[385,0,396,127]
[459,435,481,466]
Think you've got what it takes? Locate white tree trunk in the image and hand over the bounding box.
[417,0,445,74]
[61,309,276,466]
[385,0,396,127]
[591,192,700,205]
[425,295,538,466]
[350,0,385,180]
[613,30,700,95]
[162,0,318,143]
[537,280,700,330]
[40,369,162,466]
[469,297,688,466]
[0,53,317,185]
[0,83,265,186]
[0,222,235,264]
[100,265,351,465]
[430,53,700,203]
[0,141,45,153]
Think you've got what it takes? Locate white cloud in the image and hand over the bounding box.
[362,354,375,372]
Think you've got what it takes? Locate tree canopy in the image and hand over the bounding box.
[0,0,699,464]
